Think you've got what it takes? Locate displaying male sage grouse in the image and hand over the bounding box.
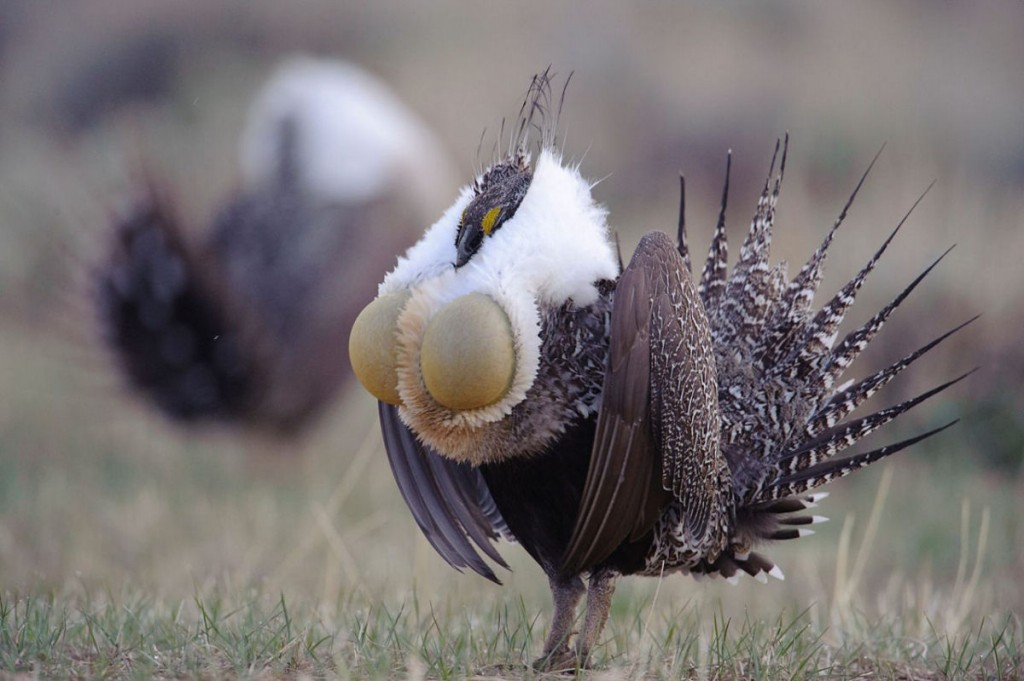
[96,58,452,435]
[348,76,971,670]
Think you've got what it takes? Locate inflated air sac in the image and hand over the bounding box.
[349,290,410,405]
[420,293,516,411]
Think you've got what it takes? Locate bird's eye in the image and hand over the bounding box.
[467,230,483,254]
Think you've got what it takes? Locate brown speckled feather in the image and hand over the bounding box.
[561,231,725,575]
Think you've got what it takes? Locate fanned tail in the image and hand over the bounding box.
[95,197,258,423]
[691,140,967,582]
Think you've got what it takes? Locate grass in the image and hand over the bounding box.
[1,587,1020,678]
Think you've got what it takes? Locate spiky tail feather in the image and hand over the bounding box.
[95,198,259,423]
[676,138,968,582]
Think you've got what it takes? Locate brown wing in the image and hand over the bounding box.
[379,402,512,583]
[560,231,722,576]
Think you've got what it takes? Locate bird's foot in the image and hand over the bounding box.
[532,647,586,674]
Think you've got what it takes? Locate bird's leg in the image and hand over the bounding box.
[533,575,584,671]
[575,570,617,665]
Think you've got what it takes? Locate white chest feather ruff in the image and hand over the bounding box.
[377,150,618,459]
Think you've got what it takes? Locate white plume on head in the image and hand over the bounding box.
[241,56,452,208]
[381,148,618,307]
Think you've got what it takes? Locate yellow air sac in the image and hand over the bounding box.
[348,291,410,405]
[420,293,516,411]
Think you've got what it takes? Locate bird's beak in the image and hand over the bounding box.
[454,224,483,268]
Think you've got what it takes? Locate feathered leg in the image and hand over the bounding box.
[576,571,617,665]
[534,576,584,670]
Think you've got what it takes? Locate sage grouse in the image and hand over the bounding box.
[96,58,452,435]
[348,76,970,669]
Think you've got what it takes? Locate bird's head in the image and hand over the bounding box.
[349,131,618,462]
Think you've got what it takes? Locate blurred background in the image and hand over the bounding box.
[0,0,1021,644]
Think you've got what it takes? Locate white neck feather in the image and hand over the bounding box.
[381,148,618,306]
[379,149,618,434]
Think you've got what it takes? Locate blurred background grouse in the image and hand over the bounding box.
[95,57,454,436]
[349,76,973,670]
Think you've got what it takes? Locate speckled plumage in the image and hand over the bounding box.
[370,78,970,670]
